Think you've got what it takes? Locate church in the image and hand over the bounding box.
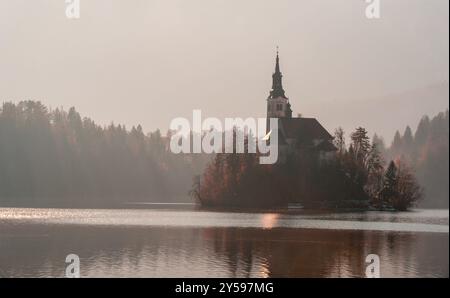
[266,51,337,163]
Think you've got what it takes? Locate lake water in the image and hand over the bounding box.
[0,206,448,278]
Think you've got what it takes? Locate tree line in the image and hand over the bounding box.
[385,110,449,208]
[0,101,210,207]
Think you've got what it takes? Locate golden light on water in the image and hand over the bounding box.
[261,213,279,229]
[259,260,271,278]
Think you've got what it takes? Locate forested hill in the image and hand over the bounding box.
[379,110,449,208]
[0,101,210,207]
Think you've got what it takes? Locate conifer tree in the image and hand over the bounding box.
[350,127,371,167]
[379,160,398,208]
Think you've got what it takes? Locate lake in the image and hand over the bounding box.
[0,206,448,278]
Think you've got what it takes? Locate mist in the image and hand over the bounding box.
[0,0,448,143]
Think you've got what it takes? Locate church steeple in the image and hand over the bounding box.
[270,49,287,99]
[266,48,293,121]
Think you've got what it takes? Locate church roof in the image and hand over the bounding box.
[315,139,338,152]
[279,118,333,142]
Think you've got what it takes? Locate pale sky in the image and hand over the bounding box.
[0,0,448,143]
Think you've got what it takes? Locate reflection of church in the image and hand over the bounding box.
[266,51,337,162]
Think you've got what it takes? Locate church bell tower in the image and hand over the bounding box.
[267,50,292,122]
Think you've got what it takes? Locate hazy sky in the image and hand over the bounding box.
[0,0,448,142]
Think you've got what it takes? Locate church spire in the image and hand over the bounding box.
[275,47,281,73]
[270,48,287,99]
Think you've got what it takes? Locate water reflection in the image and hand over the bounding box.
[0,224,448,277]
[261,213,279,229]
